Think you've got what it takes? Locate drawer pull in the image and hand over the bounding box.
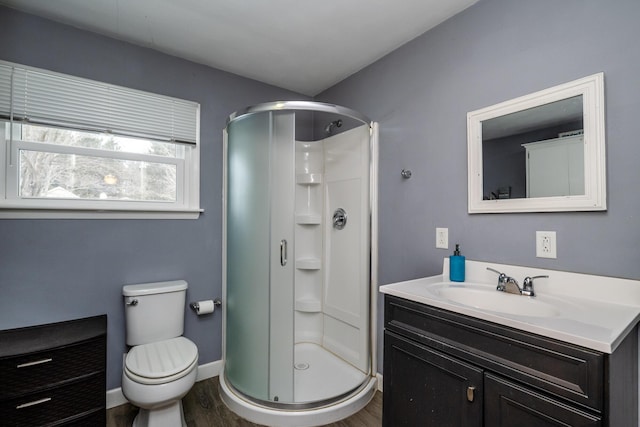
[17,358,53,368]
[467,386,476,402]
[16,397,52,409]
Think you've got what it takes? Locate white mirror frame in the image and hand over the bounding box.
[467,73,606,213]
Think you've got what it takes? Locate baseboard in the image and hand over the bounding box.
[106,387,129,409]
[196,359,224,381]
[376,372,383,392]
[107,359,224,409]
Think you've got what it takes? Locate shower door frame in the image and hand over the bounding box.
[222,101,379,409]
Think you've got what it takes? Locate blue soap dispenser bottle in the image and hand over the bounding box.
[450,244,465,282]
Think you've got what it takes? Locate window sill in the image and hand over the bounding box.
[0,207,203,220]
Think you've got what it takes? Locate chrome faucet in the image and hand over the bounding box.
[521,275,549,297]
[487,267,548,297]
[487,267,521,294]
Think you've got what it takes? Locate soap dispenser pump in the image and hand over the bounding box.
[450,244,465,282]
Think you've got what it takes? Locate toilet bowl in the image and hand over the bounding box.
[121,281,198,427]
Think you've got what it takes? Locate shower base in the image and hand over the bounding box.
[294,342,366,403]
[219,343,377,427]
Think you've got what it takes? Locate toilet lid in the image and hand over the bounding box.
[125,336,198,380]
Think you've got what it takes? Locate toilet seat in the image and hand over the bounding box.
[125,336,198,385]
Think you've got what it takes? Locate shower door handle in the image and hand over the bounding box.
[280,239,287,266]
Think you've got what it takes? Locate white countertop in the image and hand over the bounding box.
[380,260,640,353]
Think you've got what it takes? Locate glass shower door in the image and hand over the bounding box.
[225,111,295,403]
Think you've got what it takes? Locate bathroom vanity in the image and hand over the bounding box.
[0,315,107,426]
[380,261,640,426]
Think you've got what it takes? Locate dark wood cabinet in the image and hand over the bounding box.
[383,330,482,427]
[484,373,600,426]
[383,295,638,427]
[0,315,107,426]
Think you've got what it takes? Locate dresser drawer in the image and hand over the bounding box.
[0,337,105,400]
[0,374,104,427]
[62,408,106,426]
[62,408,107,427]
[385,295,604,412]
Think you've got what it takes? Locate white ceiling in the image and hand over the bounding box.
[0,0,478,96]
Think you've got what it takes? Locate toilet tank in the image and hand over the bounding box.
[123,280,188,346]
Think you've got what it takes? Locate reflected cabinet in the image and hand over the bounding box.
[523,134,584,198]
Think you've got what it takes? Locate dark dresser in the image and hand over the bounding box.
[0,315,107,426]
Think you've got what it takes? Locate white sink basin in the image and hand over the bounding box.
[430,283,561,317]
[379,261,640,353]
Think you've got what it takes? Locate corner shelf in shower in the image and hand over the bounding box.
[295,298,322,313]
[296,173,323,185]
[295,258,321,270]
[295,214,321,225]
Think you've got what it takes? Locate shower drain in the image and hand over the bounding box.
[294,362,310,370]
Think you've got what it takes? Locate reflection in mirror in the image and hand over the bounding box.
[467,73,606,213]
[482,96,584,200]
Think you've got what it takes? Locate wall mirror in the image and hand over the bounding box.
[467,73,606,213]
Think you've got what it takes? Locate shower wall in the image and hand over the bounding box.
[294,139,324,344]
[294,125,371,373]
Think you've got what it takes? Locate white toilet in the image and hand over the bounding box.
[121,280,198,427]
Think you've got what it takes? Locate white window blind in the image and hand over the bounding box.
[0,60,198,144]
[0,60,201,219]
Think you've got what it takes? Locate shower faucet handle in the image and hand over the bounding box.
[333,208,347,230]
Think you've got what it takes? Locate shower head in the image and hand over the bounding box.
[324,119,343,135]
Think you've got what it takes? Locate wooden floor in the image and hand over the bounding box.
[107,376,382,427]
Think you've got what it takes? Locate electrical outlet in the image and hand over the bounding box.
[436,228,449,249]
[536,231,557,259]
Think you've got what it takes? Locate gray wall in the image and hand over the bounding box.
[2,0,640,389]
[0,6,306,389]
[317,0,640,373]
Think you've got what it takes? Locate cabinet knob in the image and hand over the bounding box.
[467,386,476,402]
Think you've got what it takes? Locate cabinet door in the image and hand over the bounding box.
[485,373,601,426]
[383,331,483,427]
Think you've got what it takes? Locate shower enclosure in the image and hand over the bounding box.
[220,101,378,426]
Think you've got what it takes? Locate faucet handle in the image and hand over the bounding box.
[487,267,507,280]
[522,275,549,297]
[486,267,508,290]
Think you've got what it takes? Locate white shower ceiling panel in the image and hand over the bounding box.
[0,0,478,96]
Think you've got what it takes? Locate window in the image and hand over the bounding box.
[0,61,200,219]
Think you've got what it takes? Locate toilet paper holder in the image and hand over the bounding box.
[190,299,222,312]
